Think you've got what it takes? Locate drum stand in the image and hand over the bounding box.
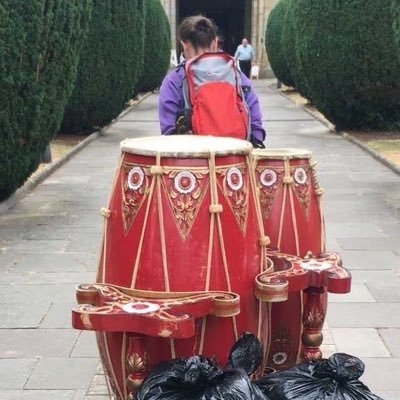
[73,250,351,399]
[256,251,351,365]
[72,284,241,398]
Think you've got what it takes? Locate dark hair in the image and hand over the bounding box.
[179,15,217,50]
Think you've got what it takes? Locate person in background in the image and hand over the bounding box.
[158,15,265,148]
[234,38,255,79]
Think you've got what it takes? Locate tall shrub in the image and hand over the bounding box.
[0,0,92,200]
[280,0,310,98]
[289,0,400,129]
[61,0,145,132]
[138,0,170,92]
[265,0,294,87]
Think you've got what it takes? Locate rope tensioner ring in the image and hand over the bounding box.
[100,207,111,218]
[150,165,163,175]
[259,236,271,247]
[209,204,223,213]
[283,176,294,185]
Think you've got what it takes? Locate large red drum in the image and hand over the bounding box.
[96,136,269,398]
[251,148,326,369]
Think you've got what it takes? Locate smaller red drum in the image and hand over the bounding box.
[251,148,326,369]
[252,148,325,258]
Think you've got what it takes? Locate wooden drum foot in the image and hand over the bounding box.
[301,286,327,361]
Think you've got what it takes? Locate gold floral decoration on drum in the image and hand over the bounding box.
[162,169,209,240]
[218,165,249,235]
[126,352,149,374]
[121,163,150,234]
[291,165,311,219]
[257,166,284,220]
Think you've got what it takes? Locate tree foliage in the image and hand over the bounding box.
[61,0,145,132]
[266,0,400,130]
[138,0,171,92]
[265,0,294,87]
[0,0,92,200]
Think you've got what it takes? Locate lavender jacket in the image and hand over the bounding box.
[158,64,266,141]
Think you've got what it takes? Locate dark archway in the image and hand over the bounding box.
[177,0,251,56]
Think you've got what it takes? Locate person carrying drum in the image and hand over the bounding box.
[158,15,266,149]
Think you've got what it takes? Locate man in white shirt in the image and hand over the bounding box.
[234,38,255,78]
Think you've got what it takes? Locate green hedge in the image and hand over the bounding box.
[265,0,294,87]
[138,0,170,92]
[61,0,145,132]
[0,0,92,200]
[280,0,310,98]
[288,0,400,129]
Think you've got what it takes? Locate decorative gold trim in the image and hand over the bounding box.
[126,352,149,374]
[121,164,150,234]
[303,308,325,329]
[291,166,311,221]
[217,165,249,235]
[255,166,284,221]
[162,169,210,241]
[75,283,241,318]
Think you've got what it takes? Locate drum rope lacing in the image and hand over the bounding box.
[154,152,171,292]
[198,151,240,354]
[248,154,272,347]
[130,165,157,289]
[153,152,176,359]
[277,159,301,257]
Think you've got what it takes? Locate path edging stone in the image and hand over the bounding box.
[340,132,400,177]
[0,92,152,215]
[272,84,400,178]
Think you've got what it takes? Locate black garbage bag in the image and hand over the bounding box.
[135,355,268,400]
[254,353,384,400]
[134,356,221,400]
[202,368,268,400]
[227,332,264,375]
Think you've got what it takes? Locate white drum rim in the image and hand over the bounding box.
[120,135,252,158]
[252,148,312,159]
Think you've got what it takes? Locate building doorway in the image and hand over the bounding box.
[177,0,251,56]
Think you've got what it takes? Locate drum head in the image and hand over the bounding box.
[120,135,252,158]
[252,148,312,160]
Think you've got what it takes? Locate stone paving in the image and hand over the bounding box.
[0,81,399,399]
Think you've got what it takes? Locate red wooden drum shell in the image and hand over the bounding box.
[252,148,325,258]
[252,148,326,369]
[97,136,268,397]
